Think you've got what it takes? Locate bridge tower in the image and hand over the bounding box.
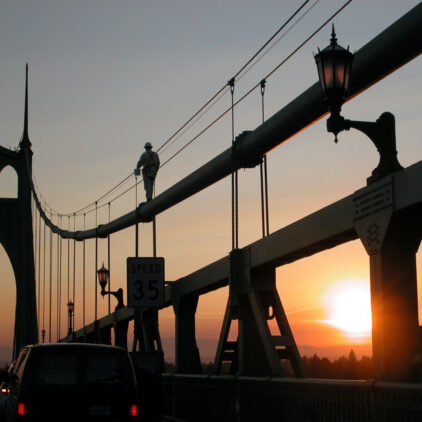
[0,65,38,358]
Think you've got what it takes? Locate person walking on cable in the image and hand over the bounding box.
[134,142,160,201]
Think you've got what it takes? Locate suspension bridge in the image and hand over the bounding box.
[1,3,422,421]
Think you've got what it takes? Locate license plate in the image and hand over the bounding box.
[89,404,111,416]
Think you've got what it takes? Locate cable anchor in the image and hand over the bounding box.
[260,78,266,96]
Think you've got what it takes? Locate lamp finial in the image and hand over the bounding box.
[330,24,337,46]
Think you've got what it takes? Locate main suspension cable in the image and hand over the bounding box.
[31,0,316,220]
[156,0,312,156]
[236,0,320,84]
[159,0,352,171]
[30,0,352,234]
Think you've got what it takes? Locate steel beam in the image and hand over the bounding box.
[68,160,422,343]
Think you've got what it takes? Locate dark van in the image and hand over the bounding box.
[6,343,139,421]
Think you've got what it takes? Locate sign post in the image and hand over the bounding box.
[127,257,165,308]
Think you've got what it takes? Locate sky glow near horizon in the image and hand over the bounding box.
[0,0,422,361]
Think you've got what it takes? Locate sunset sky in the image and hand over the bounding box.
[0,0,421,362]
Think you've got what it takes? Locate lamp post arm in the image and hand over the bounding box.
[101,288,125,310]
[327,111,403,183]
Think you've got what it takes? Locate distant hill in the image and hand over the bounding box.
[0,339,371,365]
[161,338,372,362]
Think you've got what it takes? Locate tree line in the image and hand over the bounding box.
[289,350,373,379]
[165,350,374,379]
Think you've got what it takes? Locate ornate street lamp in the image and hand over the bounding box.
[67,300,74,336]
[97,263,109,293]
[315,25,403,184]
[97,263,124,311]
[314,25,353,143]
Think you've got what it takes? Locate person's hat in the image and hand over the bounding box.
[144,142,152,149]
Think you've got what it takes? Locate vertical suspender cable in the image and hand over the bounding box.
[259,79,270,237]
[264,160,269,236]
[31,197,35,249]
[133,182,139,352]
[42,213,46,341]
[31,196,34,234]
[259,158,266,237]
[38,211,41,334]
[34,205,38,326]
[67,216,70,305]
[229,77,238,250]
[135,176,139,257]
[33,197,37,272]
[83,214,86,327]
[107,203,111,314]
[259,81,265,237]
[49,212,53,342]
[59,216,62,339]
[263,83,270,236]
[152,180,157,258]
[73,213,76,332]
[56,215,60,341]
[153,217,157,258]
[95,202,98,321]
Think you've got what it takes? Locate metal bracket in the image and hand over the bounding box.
[232,131,262,169]
[327,112,403,184]
[353,178,394,255]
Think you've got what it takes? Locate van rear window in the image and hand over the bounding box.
[31,348,133,387]
[35,353,77,385]
[84,352,126,384]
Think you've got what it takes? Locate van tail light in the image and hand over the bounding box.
[130,404,138,417]
[18,402,27,416]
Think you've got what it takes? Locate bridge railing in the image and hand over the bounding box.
[162,374,422,422]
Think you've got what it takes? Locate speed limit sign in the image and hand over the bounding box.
[127,257,164,308]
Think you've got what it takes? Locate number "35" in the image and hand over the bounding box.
[134,280,159,301]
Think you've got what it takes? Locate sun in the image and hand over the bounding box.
[323,278,372,337]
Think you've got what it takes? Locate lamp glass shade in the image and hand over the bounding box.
[97,263,109,291]
[314,28,353,107]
